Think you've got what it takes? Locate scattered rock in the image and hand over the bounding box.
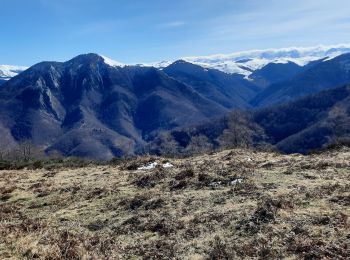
[230,178,243,186]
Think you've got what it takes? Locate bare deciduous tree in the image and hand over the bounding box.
[185,135,213,155]
[156,132,179,156]
[19,141,34,161]
[218,111,262,149]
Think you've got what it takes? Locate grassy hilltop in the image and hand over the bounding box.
[0,148,349,259]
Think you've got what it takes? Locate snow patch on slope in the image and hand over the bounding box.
[141,60,173,69]
[100,55,126,67]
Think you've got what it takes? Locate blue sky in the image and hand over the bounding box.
[1,0,350,66]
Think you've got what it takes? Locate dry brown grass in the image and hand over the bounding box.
[0,148,349,259]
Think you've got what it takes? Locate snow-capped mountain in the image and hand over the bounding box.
[3,44,350,82]
[0,65,28,81]
[146,44,350,77]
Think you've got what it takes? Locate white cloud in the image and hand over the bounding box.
[168,0,348,54]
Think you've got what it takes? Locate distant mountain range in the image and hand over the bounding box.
[3,44,350,81]
[1,44,350,158]
[147,44,350,77]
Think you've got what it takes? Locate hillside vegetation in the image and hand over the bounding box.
[152,85,350,156]
[0,148,349,259]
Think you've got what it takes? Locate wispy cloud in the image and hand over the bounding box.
[158,21,187,29]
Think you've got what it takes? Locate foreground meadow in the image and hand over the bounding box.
[0,148,349,259]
